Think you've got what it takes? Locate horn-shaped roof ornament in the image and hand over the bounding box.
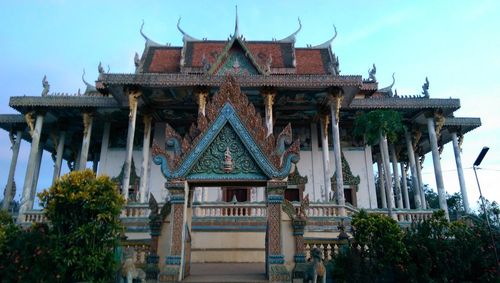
[82,69,96,93]
[278,17,302,43]
[177,17,199,42]
[140,20,163,47]
[311,24,337,49]
[378,72,395,96]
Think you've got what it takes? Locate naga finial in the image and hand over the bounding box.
[134,52,140,67]
[378,72,395,96]
[311,24,338,48]
[41,75,49,96]
[140,20,164,47]
[177,17,199,41]
[368,63,376,82]
[278,17,302,43]
[422,77,429,98]
[98,62,104,74]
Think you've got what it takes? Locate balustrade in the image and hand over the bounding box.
[193,202,267,217]
[122,203,151,218]
[366,209,434,222]
[304,239,350,261]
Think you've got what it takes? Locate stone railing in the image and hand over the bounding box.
[193,202,267,217]
[121,203,151,218]
[366,209,435,222]
[294,203,359,218]
[23,210,46,223]
[20,204,152,224]
[304,238,351,261]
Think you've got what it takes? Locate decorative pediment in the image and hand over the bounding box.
[287,166,308,186]
[152,76,300,181]
[209,37,267,75]
[331,152,360,189]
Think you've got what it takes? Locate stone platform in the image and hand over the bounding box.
[183,263,267,283]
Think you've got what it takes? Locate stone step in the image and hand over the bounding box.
[183,263,267,283]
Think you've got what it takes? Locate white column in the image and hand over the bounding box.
[19,113,44,218]
[319,115,332,201]
[2,130,23,210]
[123,90,142,201]
[426,115,449,219]
[139,115,152,203]
[405,130,422,208]
[390,144,404,208]
[310,123,319,201]
[400,163,410,209]
[31,142,44,199]
[79,112,93,170]
[415,152,427,209]
[329,93,345,216]
[98,122,111,175]
[52,131,66,185]
[379,131,395,213]
[451,132,469,213]
[376,153,387,208]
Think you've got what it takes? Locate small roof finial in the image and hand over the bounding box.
[82,69,96,93]
[140,20,163,47]
[234,5,240,38]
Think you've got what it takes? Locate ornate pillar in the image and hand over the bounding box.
[379,131,395,214]
[390,144,404,208]
[404,130,422,208]
[400,163,411,209]
[52,131,66,185]
[2,129,23,211]
[319,114,332,201]
[98,122,111,175]
[19,112,44,218]
[122,88,142,202]
[376,153,387,208]
[160,181,188,282]
[329,91,345,216]
[291,217,307,279]
[79,112,93,170]
[266,180,290,282]
[426,112,449,219]
[451,131,469,213]
[146,195,162,281]
[415,152,427,209]
[139,114,152,203]
[262,89,276,137]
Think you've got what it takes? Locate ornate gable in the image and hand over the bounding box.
[209,37,267,75]
[152,75,300,181]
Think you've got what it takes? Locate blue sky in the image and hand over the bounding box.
[0,0,498,208]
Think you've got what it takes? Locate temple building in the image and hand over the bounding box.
[0,15,481,282]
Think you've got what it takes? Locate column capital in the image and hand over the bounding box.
[320,113,330,138]
[327,92,344,122]
[143,113,153,125]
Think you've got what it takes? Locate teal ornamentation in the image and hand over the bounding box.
[217,49,258,76]
[153,102,299,180]
[188,124,266,180]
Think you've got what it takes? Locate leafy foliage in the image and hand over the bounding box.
[331,210,500,282]
[37,169,125,283]
[353,110,404,145]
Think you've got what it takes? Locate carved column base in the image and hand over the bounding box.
[268,264,291,283]
[158,265,181,283]
[145,254,159,281]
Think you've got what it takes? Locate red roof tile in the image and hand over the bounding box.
[295,49,328,74]
[187,42,226,67]
[147,48,182,73]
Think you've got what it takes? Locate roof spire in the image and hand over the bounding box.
[278,17,302,43]
[311,24,337,49]
[234,5,240,38]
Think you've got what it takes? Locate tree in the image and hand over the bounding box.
[38,169,125,283]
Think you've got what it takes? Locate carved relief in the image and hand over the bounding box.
[24,111,35,137]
